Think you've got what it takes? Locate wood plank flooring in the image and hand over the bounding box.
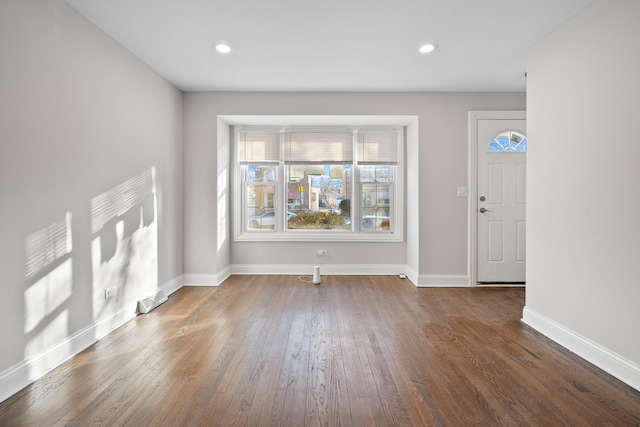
[1,275,639,426]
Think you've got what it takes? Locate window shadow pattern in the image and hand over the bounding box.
[90,167,158,325]
[23,212,73,369]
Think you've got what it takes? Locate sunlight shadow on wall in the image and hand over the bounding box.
[23,212,73,362]
[217,168,227,251]
[90,167,157,329]
[24,211,72,280]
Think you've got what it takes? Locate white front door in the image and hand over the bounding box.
[477,119,526,283]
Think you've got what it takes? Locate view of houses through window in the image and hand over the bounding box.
[285,163,352,230]
[238,128,400,238]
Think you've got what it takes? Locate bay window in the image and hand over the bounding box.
[235,126,403,241]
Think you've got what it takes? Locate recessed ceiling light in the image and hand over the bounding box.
[213,43,232,54]
[419,43,438,54]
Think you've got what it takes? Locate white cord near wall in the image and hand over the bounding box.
[298,251,325,284]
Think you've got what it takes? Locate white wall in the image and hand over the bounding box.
[525,0,640,390]
[183,92,525,282]
[0,0,183,401]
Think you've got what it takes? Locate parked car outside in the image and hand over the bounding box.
[339,215,351,226]
[362,215,390,230]
[247,211,295,230]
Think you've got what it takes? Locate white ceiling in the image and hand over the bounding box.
[64,0,595,92]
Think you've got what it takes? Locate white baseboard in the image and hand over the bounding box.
[230,263,406,276]
[0,304,136,404]
[417,274,469,287]
[160,274,184,295]
[0,275,184,404]
[216,265,232,285]
[405,265,419,286]
[182,274,219,287]
[522,306,640,392]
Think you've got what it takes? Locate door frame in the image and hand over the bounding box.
[468,110,526,286]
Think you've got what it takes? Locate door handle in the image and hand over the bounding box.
[479,207,493,213]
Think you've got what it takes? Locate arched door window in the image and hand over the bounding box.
[488,130,527,152]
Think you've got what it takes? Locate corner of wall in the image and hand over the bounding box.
[523,307,640,392]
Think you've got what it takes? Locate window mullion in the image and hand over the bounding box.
[352,130,360,233]
[278,130,285,232]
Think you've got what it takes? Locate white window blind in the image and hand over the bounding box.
[357,131,398,165]
[285,132,353,164]
[238,131,280,164]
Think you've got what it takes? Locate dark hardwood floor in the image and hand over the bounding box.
[1,275,639,426]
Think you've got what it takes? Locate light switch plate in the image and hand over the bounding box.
[457,186,468,197]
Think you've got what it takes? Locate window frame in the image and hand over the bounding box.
[488,130,528,152]
[233,125,404,242]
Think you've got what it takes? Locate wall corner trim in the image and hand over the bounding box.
[405,266,419,287]
[522,306,640,392]
[216,266,233,285]
[183,274,220,287]
[161,274,185,295]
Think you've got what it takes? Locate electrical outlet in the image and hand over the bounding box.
[105,286,117,299]
[317,249,328,256]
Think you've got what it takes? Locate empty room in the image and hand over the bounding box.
[1,0,639,425]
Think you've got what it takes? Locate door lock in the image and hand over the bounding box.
[479,207,493,213]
